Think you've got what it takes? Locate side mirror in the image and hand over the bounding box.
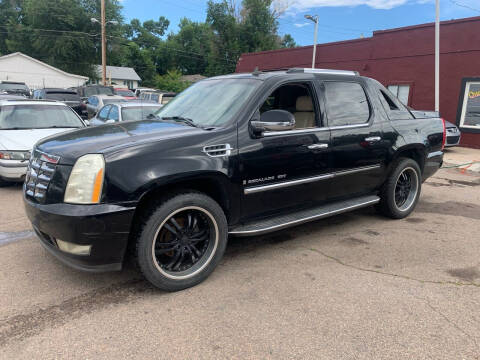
[106,119,115,124]
[250,110,295,135]
[84,120,91,126]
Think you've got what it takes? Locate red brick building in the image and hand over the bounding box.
[236,16,480,148]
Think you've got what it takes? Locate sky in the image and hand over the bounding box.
[121,0,480,46]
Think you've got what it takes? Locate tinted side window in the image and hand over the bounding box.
[88,96,98,106]
[378,88,413,120]
[98,105,110,120]
[108,105,119,121]
[324,82,370,126]
[151,94,160,102]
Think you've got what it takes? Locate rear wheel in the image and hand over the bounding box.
[135,192,228,291]
[377,158,421,219]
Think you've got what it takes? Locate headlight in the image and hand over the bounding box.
[64,154,105,204]
[0,150,30,161]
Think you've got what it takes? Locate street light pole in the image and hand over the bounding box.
[435,0,440,112]
[305,15,319,69]
[101,0,106,85]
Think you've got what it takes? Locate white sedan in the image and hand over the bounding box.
[0,99,86,185]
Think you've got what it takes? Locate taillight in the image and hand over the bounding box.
[441,118,446,150]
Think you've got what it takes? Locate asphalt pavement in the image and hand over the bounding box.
[0,163,479,359]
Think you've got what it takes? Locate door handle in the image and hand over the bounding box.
[364,136,381,142]
[307,143,329,150]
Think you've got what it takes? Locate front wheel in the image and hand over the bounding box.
[135,192,228,291]
[377,158,422,219]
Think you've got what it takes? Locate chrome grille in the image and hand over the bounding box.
[25,150,59,203]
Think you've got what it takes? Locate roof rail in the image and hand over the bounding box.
[287,68,359,76]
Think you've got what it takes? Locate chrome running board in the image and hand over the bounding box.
[229,195,380,237]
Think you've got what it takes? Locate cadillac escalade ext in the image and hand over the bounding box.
[23,68,446,291]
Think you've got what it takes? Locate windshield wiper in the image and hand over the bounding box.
[147,113,159,120]
[161,116,198,128]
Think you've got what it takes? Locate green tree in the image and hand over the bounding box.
[281,34,296,48]
[155,69,190,92]
[3,0,124,78]
[159,18,213,75]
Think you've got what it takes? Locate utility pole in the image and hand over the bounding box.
[101,0,107,85]
[435,0,440,112]
[92,3,117,86]
[305,14,319,69]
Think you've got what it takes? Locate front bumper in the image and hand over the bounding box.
[445,134,461,147]
[24,195,136,272]
[0,160,28,182]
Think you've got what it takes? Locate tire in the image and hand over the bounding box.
[135,191,228,291]
[376,157,422,219]
[0,178,11,187]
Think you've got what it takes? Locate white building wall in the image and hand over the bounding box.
[0,54,88,89]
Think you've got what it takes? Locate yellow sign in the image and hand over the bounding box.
[469,90,480,99]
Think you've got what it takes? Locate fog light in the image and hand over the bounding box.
[56,239,91,256]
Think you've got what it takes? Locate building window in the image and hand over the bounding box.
[388,84,410,106]
[459,81,480,131]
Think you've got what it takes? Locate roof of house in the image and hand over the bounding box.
[95,65,141,81]
[0,52,89,80]
[181,74,206,83]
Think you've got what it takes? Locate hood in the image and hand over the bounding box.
[36,120,204,165]
[0,128,79,151]
[444,120,457,129]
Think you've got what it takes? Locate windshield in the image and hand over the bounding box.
[155,79,260,126]
[103,98,127,104]
[0,83,29,91]
[0,105,84,129]
[45,92,80,101]
[115,89,135,97]
[84,87,114,97]
[121,106,163,121]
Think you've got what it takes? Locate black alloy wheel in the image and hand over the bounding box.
[152,207,216,277]
[393,167,419,212]
[377,157,422,219]
[135,192,228,291]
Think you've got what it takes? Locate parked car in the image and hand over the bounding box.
[33,88,88,119]
[139,91,176,105]
[23,68,445,291]
[73,85,114,100]
[0,92,26,100]
[113,88,137,100]
[85,94,127,119]
[0,99,86,185]
[134,87,155,97]
[89,102,163,126]
[0,81,30,97]
[445,120,461,147]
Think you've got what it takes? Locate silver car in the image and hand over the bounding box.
[89,102,163,126]
[85,94,127,119]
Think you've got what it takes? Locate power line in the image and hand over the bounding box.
[449,0,480,13]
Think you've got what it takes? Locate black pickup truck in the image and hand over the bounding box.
[24,68,446,291]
